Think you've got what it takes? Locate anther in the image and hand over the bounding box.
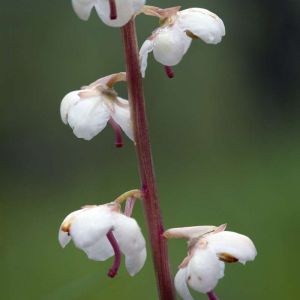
[218,252,238,263]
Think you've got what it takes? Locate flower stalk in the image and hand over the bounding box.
[121,19,176,300]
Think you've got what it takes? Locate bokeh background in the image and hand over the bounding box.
[1,0,299,299]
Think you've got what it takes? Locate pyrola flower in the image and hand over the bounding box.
[164,224,257,300]
[59,200,146,277]
[140,7,225,77]
[60,73,134,143]
[71,0,146,27]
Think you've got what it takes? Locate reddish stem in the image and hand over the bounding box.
[121,20,176,300]
[109,118,123,148]
[109,0,117,20]
[164,66,175,79]
[207,291,219,300]
[106,230,121,278]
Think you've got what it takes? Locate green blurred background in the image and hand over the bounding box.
[1,0,299,299]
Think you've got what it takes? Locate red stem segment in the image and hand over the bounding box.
[121,20,176,300]
[106,230,121,278]
[109,0,117,20]
[207,291,219,300]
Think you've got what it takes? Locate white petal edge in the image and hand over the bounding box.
[152,26,192,66]
[111,98,134,141]
[187,248,224,294]
[164,226,217,240]
[175,268,194,300]
[207,231,257,264]
[82,236,114,261]
[59,231,72,248]
[125,247,147,276]
[112,213,146,275]
[139,39,154,77]
[67,95,110,140]
[72,0,95,21]
[178,8,225,44]
[60,91,81,124]
[70,206,113,250]
[112,213,146,254]
[58,209,85,248]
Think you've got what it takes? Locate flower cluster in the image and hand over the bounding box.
[59,1,257,300]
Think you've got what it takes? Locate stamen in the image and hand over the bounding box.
[109,0,117,20]
[164,66,175,78]
[124,196,136,217]
[106,230,121,278]
[218,252,238,263]
[207,291,219,300]
[109,119,123,148]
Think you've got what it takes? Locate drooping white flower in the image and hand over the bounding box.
[59,202,146,277]
[164,225,257,300]
[140,7,225,77]
[60,73,134,142]
[71,0,146,27]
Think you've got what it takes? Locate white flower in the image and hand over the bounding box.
[59,203,146,276]
[164,225,257,300]
[60,73,134,141]
[72,0,146,27]
[140,7,225,77]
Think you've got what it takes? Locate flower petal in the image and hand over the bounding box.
[187,248,225,294]
[139,39,154,77]
[58,209,84,248]
[70,206,113,251]
[59,231,72,248]
[60,91,81,124]
[72,0,95,21]
[175,268,194,300]
[207,231,257,264]
[111,97,134,141]
[164,226,217,240]
[67,95,110,140]
[125,247,147,276]
[152,26,192,66]
[112,213,146,275]
[95,0,145,27]
[83,236,114,261]
[178,8,225,44]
